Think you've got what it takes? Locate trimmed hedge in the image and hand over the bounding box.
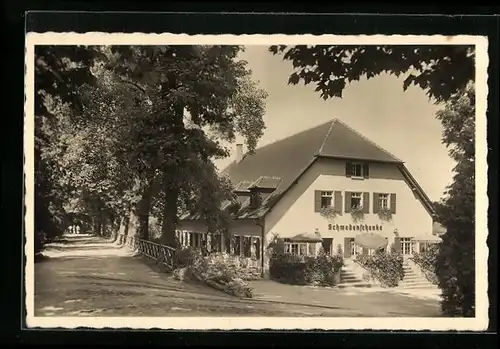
[269,251,343,286]
[355,251,404,288]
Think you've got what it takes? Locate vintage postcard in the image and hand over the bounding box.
[25,32,489,331]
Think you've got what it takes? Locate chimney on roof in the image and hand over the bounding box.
[236,143,243,163]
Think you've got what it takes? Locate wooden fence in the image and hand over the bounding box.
[117,234,176,270]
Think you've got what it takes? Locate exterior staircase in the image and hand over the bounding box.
[399,260,438,289]
[337,264,372,288]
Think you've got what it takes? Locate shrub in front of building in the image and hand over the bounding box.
[355,250,404,287]
[269,251,344,286]
[173,246,199,268]
[173,247,254,298]
[410,244,439,285]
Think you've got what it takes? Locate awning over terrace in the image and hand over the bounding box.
[354,233,388,250]
[289,231,323,243]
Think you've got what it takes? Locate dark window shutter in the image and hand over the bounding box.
[345,162,352,177]
[373,193,380,214]
[390,193,397,214]
[314,190,321,212]
[344,237,351,258]
[393,237,401,253]
[344,191,352,213]
[334,191,343,214]
[363,163,370,178]
[363,192,370,213]
[275,238,285,254]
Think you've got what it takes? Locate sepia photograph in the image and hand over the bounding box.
[24,33,489,330]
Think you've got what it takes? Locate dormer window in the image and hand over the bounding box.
[249,191,261,209]
[346,162,369,179]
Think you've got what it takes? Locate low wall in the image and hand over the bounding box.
[406,257,438,285]
[345,259,381,286]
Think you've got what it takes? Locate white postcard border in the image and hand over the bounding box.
[24,33,489,331]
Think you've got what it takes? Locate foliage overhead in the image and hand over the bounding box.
[34,44,268,249]
[269,45,475,103]
[34,45,105,246]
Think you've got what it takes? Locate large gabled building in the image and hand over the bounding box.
[176,118,438,275]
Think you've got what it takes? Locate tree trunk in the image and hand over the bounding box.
[159,75,185,248]
[128,206,140,238]
[160,168,179,247]
[122,215,130,237]
[137,176,160,240]
[97,204,103,236]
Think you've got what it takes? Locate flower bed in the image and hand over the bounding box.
[410,245,439,285]
[172,248,254,298]
[269,251,343,286]
[355,251,404,288]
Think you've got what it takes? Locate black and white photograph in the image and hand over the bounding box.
[25,33,489,330]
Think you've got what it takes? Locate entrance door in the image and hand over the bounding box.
[350,240,363,257]
[400,237,414,255]
[322,238,333,255]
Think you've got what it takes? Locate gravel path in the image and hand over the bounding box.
[34,235,441,317]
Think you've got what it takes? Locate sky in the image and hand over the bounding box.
[213,46,456,202]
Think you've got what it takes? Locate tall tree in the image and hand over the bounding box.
[108,45,267,246]
[269,45,475,103]
[434,85,475,317]
[34,45,104,249]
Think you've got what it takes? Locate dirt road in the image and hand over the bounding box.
[34,235,441,318]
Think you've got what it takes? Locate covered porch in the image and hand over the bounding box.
[411,234,442,253]
[174,229,262,269]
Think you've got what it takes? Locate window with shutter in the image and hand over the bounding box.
[373,193,380,213]
[363,163,370,178]
[390,193,397,214]
[314,190,322,212]
[344,191,352,213]
[344,237,351,258]
[345,162,353,177]
[351,192,362,210]
[334,191,343,214]
[378,193,389,211]
[320,191,333,208]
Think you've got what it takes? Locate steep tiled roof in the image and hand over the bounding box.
[224,118,401,192]
[180,118,434,221]
[318,119,402,162]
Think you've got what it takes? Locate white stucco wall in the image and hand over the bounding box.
[264,158,433,253]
